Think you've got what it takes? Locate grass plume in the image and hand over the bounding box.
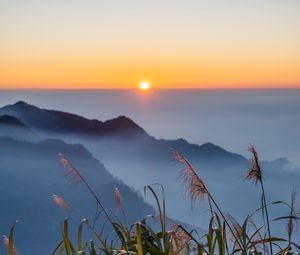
[172,149,207,205]
[52,194,71,211]
[245,145,263,185]
[114,187,123,209]
[172,149,247,253]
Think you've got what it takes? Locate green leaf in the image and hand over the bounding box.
[8,225,15,255]
[136,223,143,255]
[78,219,88,254]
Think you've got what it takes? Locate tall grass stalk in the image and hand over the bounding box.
[58,153,130,252]
[245,146,273,255]
[59,153,113,226]
[287,191,297,245]
[172,149,247,254]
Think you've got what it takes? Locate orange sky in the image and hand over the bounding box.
[1,0,300,89]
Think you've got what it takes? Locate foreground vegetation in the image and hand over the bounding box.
[4,147,300,255]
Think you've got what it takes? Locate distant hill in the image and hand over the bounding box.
[0,137,153,255]
[0,114,32,140]
[0,114,28,129]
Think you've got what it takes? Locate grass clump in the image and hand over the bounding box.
[4,147,300,255]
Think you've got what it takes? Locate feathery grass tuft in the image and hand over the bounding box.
[58,153,82,184]
[52,194,72,211]
[245,145,263,185]
[114,187,123,209]
[172,149,207,205]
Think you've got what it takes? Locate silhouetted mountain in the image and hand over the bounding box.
[0,101,146,137]
[0,114,32,140]
[0,137,153,255]
[0,114,28,129]
[0,101,248,167]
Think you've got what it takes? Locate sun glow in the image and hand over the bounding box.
[139,81,150,90]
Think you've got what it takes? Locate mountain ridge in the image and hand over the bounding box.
[0,101,249,166]
[1,101,147,137]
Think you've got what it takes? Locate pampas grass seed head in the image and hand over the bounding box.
[172,149,207,206]
[245,145,263,185]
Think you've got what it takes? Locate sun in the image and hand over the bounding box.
[139,81,150,90]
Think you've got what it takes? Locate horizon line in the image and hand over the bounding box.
[0,87,300,91]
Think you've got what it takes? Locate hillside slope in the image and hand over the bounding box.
[0,137,153,255]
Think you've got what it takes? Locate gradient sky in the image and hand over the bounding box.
[0,0,300,89]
